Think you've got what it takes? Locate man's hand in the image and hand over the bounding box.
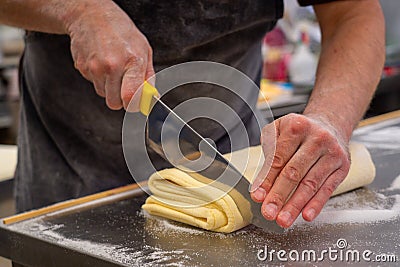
[251,0,384,228]
[0,0,155,110]
[67,1,154,110]
[251,113,350,228]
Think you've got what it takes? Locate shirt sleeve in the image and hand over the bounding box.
[297,0,338,6]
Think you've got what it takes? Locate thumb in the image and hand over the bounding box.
[145,48,155,85]
[123,49,156,112]
[121,58,147,111]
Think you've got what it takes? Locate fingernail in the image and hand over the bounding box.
[264,203,278,219]
[253,188,266,201]
[278,211,293,226]
[306,208,316,220]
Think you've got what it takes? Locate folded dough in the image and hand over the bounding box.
[142,142,375,232]
[142,169,253,233]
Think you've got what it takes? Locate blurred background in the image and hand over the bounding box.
[257,0,400,118]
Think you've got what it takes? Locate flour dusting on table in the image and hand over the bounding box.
[387,174,400,191]
[293,183,400,227]
[9,219,192,266]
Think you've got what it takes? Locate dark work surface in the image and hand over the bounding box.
[1,117,400,266]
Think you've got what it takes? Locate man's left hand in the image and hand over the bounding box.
[251,113,351,228]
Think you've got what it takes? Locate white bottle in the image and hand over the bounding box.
[289,32,318,86]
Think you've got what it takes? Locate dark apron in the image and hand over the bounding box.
[14,0,283,212]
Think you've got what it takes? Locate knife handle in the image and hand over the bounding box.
[140,81,159,116]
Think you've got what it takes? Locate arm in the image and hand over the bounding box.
[251,0,385,228]
[305,0,385,141]
[0,0,154,110]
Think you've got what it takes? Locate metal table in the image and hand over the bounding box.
[1,111,400,266]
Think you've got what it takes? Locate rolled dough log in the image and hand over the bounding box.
[142,169,252,232]
[142,142,375,232]
[332,142,375,196]
[0,145,18,181]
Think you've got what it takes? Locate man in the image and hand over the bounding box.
[0,0,384,229]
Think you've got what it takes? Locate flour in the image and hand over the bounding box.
[141,182,400,231]
[141,209,204,235]
[293,186,400,227]
[141,209,232,240]
[158,218,206,235]
[6,179,400,267]
[354,126,400,151]
[386,174,400,191]
[141,179,400,231]
[59,241,190,267]
[9,219,192,266]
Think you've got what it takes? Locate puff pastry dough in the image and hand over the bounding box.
[142,142,375,232]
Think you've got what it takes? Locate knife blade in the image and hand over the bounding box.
[141,82,283,233]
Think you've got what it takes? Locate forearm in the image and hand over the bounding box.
[1,0,153,110]
[0,0,106,35]
[304,0,385,142]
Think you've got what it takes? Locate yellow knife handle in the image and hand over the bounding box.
[140,81,159,116]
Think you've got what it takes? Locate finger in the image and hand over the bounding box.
[302,168,347,222]
[73,57,92,82]
[251,122,276,194]
[145,47,155,81]
[93,79,106,98]
[260,141,323,220]
[131,48,155,114]
[250,124,275,203]
[86,59,107,98]
[121,56,146,110]
[105,75,123,110]
[252,117,305,201]
[275,155,341,228]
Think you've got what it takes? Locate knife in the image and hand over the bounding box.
[140,81,283,233]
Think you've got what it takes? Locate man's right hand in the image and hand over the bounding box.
[66,1,154,110]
